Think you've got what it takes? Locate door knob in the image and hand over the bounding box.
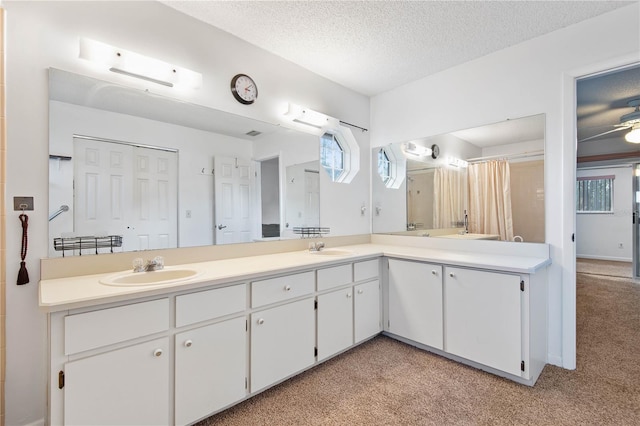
[257,318,265,325]
[217,224,227,230]
[449,272,455,278]
[153,349,163,357]
[431,270,437,275]
[184,340,193,348]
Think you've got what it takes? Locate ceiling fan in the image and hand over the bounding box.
[579,99,640,143]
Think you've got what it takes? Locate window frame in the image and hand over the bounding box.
[320,132,345,182]
[576,175,614,214]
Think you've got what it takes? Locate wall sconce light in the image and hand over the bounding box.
[284,103,339,129]
[625,124,640,143]
[448,156,468,168]
[79,38,202,89]
[402,142,432,158]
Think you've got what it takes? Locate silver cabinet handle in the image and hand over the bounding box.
[347,293,352,298]
[358,289,364,294]
[184,340,193,348]
[432,270,437,275]
[217,224,227,230]
[284,285,291,291]
[449,272,455,278]
[153,349,163,357]
[257,318,265,325]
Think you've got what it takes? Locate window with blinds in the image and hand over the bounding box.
[576,175,614,213]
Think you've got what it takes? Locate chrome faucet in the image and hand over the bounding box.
[308,241,325,252]
[464,210,469,234]
[133,256,164,272]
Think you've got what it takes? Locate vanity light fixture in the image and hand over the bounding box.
[625,124,640,143]
[402,142,432,158]
[448,156,469,168]
[285,103,339,129]
[78,38,202,89]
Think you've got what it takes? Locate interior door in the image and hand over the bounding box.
[131,147,178,250]
[214,156,253,244]
[74,138,133,250]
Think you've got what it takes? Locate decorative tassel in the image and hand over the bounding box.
[18,213,30,285]
[17,261,29,285]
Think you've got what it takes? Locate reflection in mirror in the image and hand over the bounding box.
[48,68,321,257]
[284,161,320,238]
[372,114,545,243]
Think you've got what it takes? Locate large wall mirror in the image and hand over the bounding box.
[48,68,325,257]
[372,114,545,243]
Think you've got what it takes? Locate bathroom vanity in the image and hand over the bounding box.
[40,238,549,425]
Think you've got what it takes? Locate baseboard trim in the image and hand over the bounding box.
[576,255,631,262]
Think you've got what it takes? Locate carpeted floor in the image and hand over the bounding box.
[197,262,640,425]
[576,258,632,278]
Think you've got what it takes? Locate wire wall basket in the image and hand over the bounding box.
[292,227,330,239]
[53,235,123,257]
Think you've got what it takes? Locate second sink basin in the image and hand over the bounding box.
[100,267,203,286]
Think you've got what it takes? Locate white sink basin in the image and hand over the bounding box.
[308,248,353,256]
[100,267,203,286]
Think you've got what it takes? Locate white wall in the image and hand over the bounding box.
[371,4,640,369]
[3,2,370,424]
[576,166,633,261]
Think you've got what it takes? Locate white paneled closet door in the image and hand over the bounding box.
[74,137,178,252]
[132,146,178,250]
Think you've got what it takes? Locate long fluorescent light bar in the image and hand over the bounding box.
[285,103,339,129]
[79,38,202,89]
[403,142,432,158]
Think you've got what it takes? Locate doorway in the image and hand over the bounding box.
[259,157,281,238]
[576,64,640,279]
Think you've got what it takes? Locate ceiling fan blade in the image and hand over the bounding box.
[578,125,631,142]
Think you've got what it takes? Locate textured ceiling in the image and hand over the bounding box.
[162,0,632,96]
[577,66,640,143]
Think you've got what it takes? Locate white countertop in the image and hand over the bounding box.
[39,243,551,312]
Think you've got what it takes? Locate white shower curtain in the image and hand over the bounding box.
[466,160,514,241]
[433,167,466,228]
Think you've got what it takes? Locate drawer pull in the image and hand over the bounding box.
[184,340,193,348]
[449,272,455,278]
[257,318,265,325]
[432,270,437,275]
[284,285,291,291]
[153,349,163,357]
[347,293,352,298]
[358,289,364,294]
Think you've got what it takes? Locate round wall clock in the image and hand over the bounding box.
[431,144,440,159]
[230,74,258,105]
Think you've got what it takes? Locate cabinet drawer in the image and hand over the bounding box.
[176,284,246,327]
[354,259,379,282]
[317,264,352,291]
[65,298,169,355]
[251,271,314,307]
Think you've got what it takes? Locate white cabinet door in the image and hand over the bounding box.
[444,267,522,376]
[64,338,169,426]
[388,259,443,349]
[175,317,247,426]
[317,288,353,361]
[354,280,381,343]
[251,298,315,392]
